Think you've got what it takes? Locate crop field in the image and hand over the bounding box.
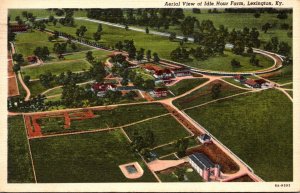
[29,130,157,182]
[185,89,292,181]
[8,116,35,183]
[168,78,209,96]
[21,59,91,79]
[173,80,248,109]
[124,115,191,147]
[185,51,274,72]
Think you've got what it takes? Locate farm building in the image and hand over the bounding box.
[245,79,267,88]
[151,88,168,97]
[143,64,173,79]
[27,55,37,63]
[171,67,191,77]
[91,82,117,97]
[197,134,212,144]
[234,75,246,83]
[9,24,28,32]
[188,153,221,181]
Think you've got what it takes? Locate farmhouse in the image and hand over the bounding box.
[188,153,221,181]
[197,134,212,144]
[151,87,168,97]
[91,82,117,97]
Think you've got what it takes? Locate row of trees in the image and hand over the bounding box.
[264,37,291,56]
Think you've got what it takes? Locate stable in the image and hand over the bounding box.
[151,88,168,98]
[188,153,221,181]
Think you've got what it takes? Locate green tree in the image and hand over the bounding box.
[23,75,31,85]
[211,83,222,99]
[86,51,94,62]
[93,32,101,41]
[153,52,160,63]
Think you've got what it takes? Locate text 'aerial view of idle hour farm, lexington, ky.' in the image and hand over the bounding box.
[7,8,293,183]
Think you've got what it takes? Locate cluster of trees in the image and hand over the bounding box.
[58,9,75,26]
[130,129,155,159]
[7,95,47,112]
[76,25,87,37]
[264,37,291,56]
[33,46,50,60]
[93,24,102,41]
[174,138,190,157]
[86,9,185,30]
[231,59,241,68]
[249,55,261,67]
[12,53,24,72]
[48,30,59,41]
[170,47,190,61]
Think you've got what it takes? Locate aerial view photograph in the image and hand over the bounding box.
[7,8,293,183]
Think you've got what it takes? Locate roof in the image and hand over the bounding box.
[172,67,190,72]
[255,79,266,84]
[245,79,258,86]
[234,75,245,80]
[189,153,214,170]
[154,87,168,92]
[199,134,211,141]
[92,82,116,92]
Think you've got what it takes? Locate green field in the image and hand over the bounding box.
[124,115,190,147]
[63,49,111,62]
[14,30,92,63]
[222,78,249,88]
[29,130,157,182]
[282,83,293,89]
[21,59,91,79]
[8,9,87,21]
[8,116,35,183]
[266,65,293,84]
[173,80,248,109]
[185,89,293,181]
[44,87,63,97]
[132,68,155,80]
[185,51,274,72]
[168,78,209,96]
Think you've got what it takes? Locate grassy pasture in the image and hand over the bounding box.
[123,115,190,147]
[168,78,209,96]
[21,59,91,79]
[29,130,157,182]
[173,80,248,109]
[185,89,293,181]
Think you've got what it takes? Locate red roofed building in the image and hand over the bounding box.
[9,24,28,32]
[234,74,246,83]
[153,69,173,79]
[151,87,168,97]
[91,82,117,97]
[27,55,37,63]
[245,79,260,88]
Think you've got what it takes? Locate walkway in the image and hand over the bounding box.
[148,159,188,172]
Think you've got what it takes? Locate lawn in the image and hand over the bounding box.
[26,80,48,97]
[8,115,35,183]
[14,30,92,63]
[168,78,209,96]
[185,51,274,72]
[152,137,199,157]
[44,87,63,97]
[63,49,111,62]
[131,68,155,80]
[29,130,157,182]
[173,80,248,109]
[156,164,203,182]
[21,59,91,79]
[38,117,66,134]
[282,83,293,89]
[185,89,293,181]
[124,115,191,147]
